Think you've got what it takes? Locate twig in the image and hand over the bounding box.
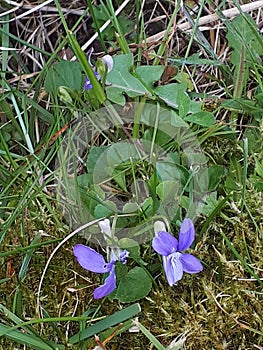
[18,4,87,16]
[145,0,263,44]
[0,0,54,22]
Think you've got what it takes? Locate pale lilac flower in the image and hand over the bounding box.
[152,219,203,286]
[73,219,128,299]
[73,244,128,299]
[83,49,113,90]
[83,48,100,90]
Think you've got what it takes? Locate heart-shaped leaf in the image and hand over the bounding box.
[44,60,83,94]
[115,267,152,302]
[106,54,149,104]
[184,111,215,127]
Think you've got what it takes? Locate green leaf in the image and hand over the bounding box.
[0,324,62,350]
[67,32,106,104]
[207,165,226,191]
[115,262,129,280]
[221,98,263,120]
[156,158,188,184]
[189,99,202,114]
[140,103,188,130]
[107,142,140,168]
[44,60,83,94]
[94,201,117,218]
[254,92,263,107]
[92,5,133,41]
[0,304,63,350]
[122,202,139,213]
[141,197,154,217]
[174,71,194,90]
[226,14,263,97]
[0,304,35,336]
[184,111,215,127]
[68,304,141,344]
[108,263,129,301]
[78,186,106,219]
[133,321,166,350]
[0,278,11,284]
[106,54,149,104]
[201,192,220,217]
[112,168,127,191]
[156,180,180,202]
[15,90,54,124]
[13,287,23,318]
[244,127,263,153]
[224,156,243,194]
[115,267,152,302]
[226,14,263,64]
[77,173,92,189]
[18,233,41,282]
[155,83,189,111]
[135,65,164,90]
[249,174,263,192]
[255,158,263,178]
[119,238,140,261]
[169,53,222,66]
[86,146,108,174]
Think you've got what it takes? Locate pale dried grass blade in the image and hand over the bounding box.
[145,0,263,44]
[0,0,54,23]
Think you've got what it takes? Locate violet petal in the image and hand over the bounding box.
[94,266,116,299]
[119,249,129,263]
[178,218,195,251]
[152,231,178,256]
[83,77,93,90]
[110,248,129,264]
[180,253,203,274]
[163,252,183,286]
[73,244,110,273]
[83,71,100,91]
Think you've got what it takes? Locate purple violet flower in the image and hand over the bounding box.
[83,74,100,90]
[73,244,129,299]
[152,218,203,286]
[83,48,100,91]
[83,49,113,91]
[74,219,128,299]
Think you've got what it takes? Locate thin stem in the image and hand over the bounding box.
[132,96,146,140]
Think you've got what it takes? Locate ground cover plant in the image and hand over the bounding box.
[0,0,263,349]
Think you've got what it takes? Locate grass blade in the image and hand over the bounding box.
[69,303,141,344]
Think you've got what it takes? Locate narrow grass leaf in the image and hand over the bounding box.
[133,321,166,350]
[220,231,263,286]
[198,193,232,238]
[0,304,35,335]
[169,54,222,66]
[18,232,41,282]
[69,303,141,344]
[53,0,106,104]
[241,138,248,211]
[184,111,215,127]
[12,287,23,318]
[0,323,63,350]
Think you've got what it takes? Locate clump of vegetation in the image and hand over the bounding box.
[0,0,263,349]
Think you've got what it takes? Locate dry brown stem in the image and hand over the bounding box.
[145,0,263,44]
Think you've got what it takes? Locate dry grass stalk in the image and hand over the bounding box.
[145,0,263,44]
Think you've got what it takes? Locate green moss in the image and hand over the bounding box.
[1,184,263,349]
